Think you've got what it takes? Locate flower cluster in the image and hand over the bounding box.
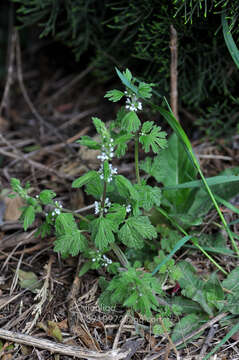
[97,138,114,162]
[94,197,111,215]
[97,138,118,183]
[46,201,63,217]
[102,254,113,267]
[91,251,112,267]
[125,91,142,112]
[98,163,117,182]
[125,204,131,213]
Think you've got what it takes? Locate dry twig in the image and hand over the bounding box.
[0,328,129,360]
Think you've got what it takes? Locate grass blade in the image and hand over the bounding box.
[151,99,239,257]
[222,12,239,69]
[163,175,239,190]
[151,235,192,275]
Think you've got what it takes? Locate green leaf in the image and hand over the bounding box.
[153,318,173,335]
[76,136,101,150]
[121,111,141,132]
[204,272,224,309]
[114,132,133,157]
[79,261,92,277]
[104,89,125,102]
[85,173,103,198]
[54,231,87,257]
[115,68,138,95]
[106,203,126,227]
[115,175,139,200]
[139,155,162,181]
[35,221,52,238]
[72,170,98,188]
[92,117,108,138]
[91,216,116,250]
[171,314,202,343]
[22,205,35,231]
[54,213,87,257]
[139,122,167,153]
[119,216,157,249]
[152,235,192,275]
[100,267,162,318]
[222,267,239,314]
[10,178,21,192]
[123,68,133,82]
[170,296,203,314]
[39,190,56,205]
[138,82,154,99]
[177,261,214,316]
[134,184,161,211]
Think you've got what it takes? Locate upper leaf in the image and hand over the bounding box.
[92,117,109,139]
[104,89,125,102]
[121,111,141,132]
[138,82,154,99]
[139,122,167,153]
[39,190,56,205]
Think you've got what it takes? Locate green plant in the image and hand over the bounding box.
[11,68,170,319]
[10,69,239,347]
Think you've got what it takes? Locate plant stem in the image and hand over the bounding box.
[53,206,90,223]
[101,180,107,209]
[134,134,141,185]
[110,243,129,268]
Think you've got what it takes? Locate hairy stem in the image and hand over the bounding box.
[101,180,107,209]
[111,243,129,268]
[134,134,141,185]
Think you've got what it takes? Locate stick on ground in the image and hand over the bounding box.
[0,328,129,360]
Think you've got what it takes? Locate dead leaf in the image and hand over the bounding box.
[47,321,63,342]
[0,189,24,221]
[18,269,41,292]
[20,345,32,355]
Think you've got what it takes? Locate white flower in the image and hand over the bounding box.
[125,96,142,112]
[126,204,131,213]
[55,208,61,215]
[94,201,100,214]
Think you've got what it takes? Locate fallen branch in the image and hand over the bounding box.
[0,328,129,360]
